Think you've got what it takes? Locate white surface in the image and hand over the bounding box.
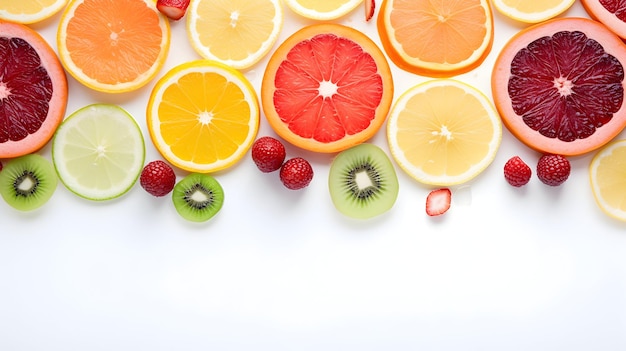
[3,1,626,350]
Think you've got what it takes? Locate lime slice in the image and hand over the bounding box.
[52,104,146,200]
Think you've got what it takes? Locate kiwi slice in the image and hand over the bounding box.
[172,173,224,222]
[328,143,399,219]
[0,154,58,211]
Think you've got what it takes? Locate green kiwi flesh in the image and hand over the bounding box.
[172,173,224,222]
[328,143,399,219]
[0,154,58,211]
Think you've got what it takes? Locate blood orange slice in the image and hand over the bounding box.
[581,0,626,39]
[492,17,626,156]
[261,23,393,153]
[0,20,68,159]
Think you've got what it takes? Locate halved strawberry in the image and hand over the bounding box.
[365,0,375,21]
[426,188,451,216]
[156,0,190,21]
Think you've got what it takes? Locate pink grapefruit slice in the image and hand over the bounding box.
[492,17,626,156]
[0,20,68,159]
[581,0,626,39]
[261,23,394,153]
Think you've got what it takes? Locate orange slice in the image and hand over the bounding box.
[57,0,170,93]
[377,0,494,77]
[0,0,68,24]
[386,79,502,186]
[186,0,283,70]
[147,60,260,173]
[284,0,362,20]
[261,23,394,153]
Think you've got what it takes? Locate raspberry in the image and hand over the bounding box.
[536,154,570,186]
[280,157,314,190]
[251,136,286,173]
[503,156,532,187]
[140,160,177,197]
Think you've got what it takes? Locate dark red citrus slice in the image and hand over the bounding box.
[0,20,68,158]
[261,23,393,153]
[492,17,626,156]
[582,0,626,39]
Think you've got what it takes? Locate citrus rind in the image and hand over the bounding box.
[387,79,502,186]
[186,0,283,70]
[589,139,626,222]
[52,104,146,201]
[0,0,69,24]
[284,0,363,21]
[147,60,260,173]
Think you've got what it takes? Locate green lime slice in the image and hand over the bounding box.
[52,103,145,201]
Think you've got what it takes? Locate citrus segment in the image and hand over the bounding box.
[589,139,626,222]
[186,0,283,70]
[57,0,170,93]
[261,23,393,153]
[0,21,68,159]
[492,17,626,156]
[377,0,494,77]
[386,79,502,186]
[581,0,626,39]
[147,60,260,173]
[284,0,362,20]
[492,0,575,23]
[0,0,68,24]
[52,104,146,201]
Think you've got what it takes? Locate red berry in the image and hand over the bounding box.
[503,156,532,187]
[536,154,571,186]
[426,188,451,216]
[280,157,313,190]
[156,0,190,21]
[365,0,375,21]
[251,136,286,173]
[140,160,177,197]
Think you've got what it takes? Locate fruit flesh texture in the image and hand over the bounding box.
[264,24,393,153]
[328,143,398,219]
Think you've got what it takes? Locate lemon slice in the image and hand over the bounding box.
[147,60,260,173]
[386,79,502,186]
[52,104,146,201]
[284,0,363,20]
[589,139,626,222]
[186,0,283,70]
[492,0,575,23]
[0,0,68,24]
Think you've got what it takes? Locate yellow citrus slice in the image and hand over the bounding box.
[589,139,626,222]
[186,0,283,70]
[492,0,575,23]
[147,60,260,173]
[0,0,68,24]
[57,0,170,93]
[284,0,362,20]
[387,79,502,186]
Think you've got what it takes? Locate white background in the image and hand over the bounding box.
[3,1,626,350]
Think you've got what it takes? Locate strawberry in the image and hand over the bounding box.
[140,160,177,197]
[280,157,313,190]
[426,188,451,216]
[536,154,570,186]
[503,156,532,187]
[251,136,286,173]
[365,0,375,22]
[156,0,190,21]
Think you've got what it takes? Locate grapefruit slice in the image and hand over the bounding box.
[581,0,626,39]
[261,23,393,153]
[0,20,68,159]
[492,17,626,156]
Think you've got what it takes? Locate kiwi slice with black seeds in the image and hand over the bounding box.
[328,143,399,219]
[0,154,58,211]
[172,173,224,222]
